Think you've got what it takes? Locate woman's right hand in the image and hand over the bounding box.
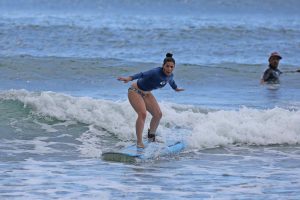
[117,76,132,83]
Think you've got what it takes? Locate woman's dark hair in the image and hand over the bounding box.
[163,53,175,65]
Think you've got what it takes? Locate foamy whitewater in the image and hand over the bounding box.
[1,0,300,199]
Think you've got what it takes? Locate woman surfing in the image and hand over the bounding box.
[118,53,184,148]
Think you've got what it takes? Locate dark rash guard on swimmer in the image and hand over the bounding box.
[262,65,282,84]
[130,67,178,91]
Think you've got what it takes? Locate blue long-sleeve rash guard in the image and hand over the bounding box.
[130,67,178,91]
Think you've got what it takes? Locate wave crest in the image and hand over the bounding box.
[1,90,300,149]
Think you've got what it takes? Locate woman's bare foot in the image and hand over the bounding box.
[137,142,145,148]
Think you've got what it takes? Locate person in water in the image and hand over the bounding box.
[261,52,282,84]
[118,53,184,148]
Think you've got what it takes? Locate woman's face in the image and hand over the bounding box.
[162,61,175,76]
[269,56,280,68]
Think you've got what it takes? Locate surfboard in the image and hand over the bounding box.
[102,140,185,163]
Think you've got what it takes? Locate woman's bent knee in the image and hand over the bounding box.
[154,111,162,120]
[138,112,147,120]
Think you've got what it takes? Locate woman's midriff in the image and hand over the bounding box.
[129,82,151,97]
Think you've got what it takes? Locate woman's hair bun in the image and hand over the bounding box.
[163,52,175,64]
[166,52,173,58]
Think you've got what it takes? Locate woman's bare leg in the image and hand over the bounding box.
[144,93,162,135]
[128,90,147,148]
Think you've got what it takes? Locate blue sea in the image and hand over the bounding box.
[1,0,300,199]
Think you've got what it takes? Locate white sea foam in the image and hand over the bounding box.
[0,158,111,200]
[184,107,300,148]
[1,89,137,139]
[77,125,104,157]
[1,90,300,151]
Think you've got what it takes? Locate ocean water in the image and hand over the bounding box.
[1,0,300,199]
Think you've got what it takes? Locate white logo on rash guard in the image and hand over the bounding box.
[160,81,166,85]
